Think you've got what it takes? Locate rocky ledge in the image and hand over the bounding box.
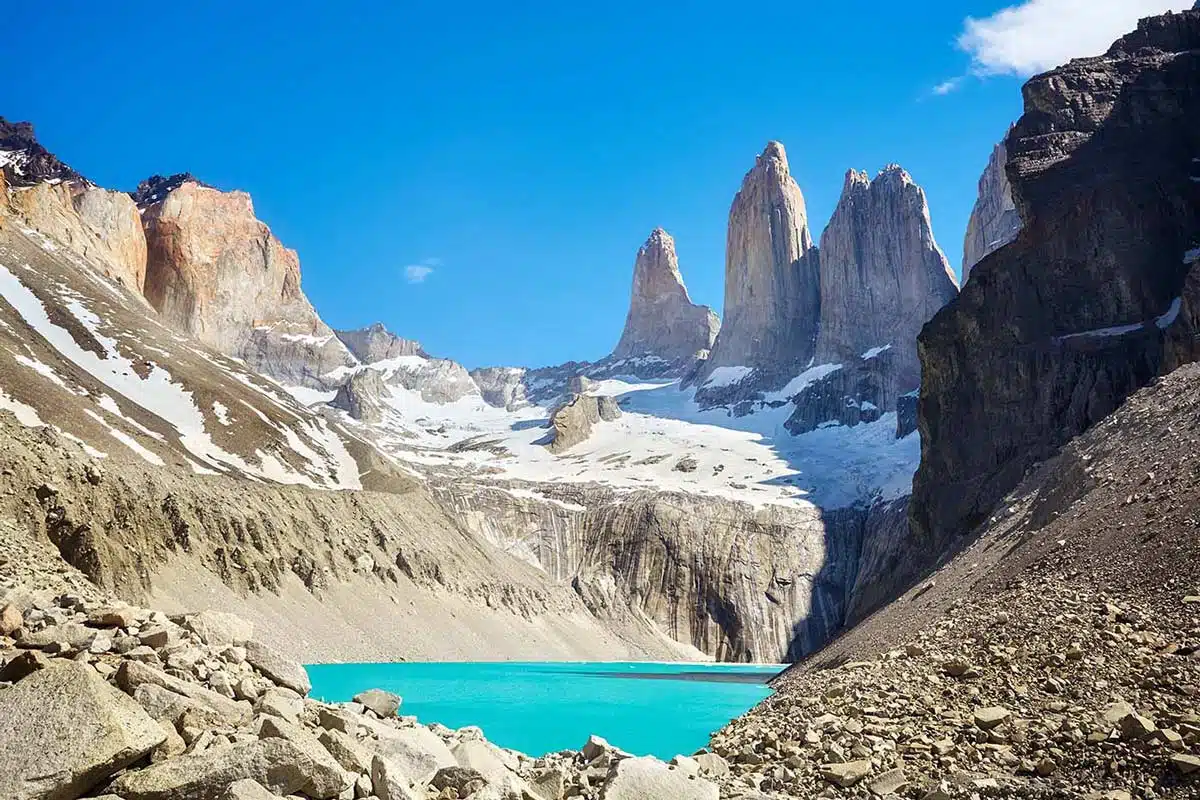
[0,593,726,800]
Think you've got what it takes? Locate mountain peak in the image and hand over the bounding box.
[0,117,81,187]
[612,229,719,361]
[132,173,210,206]
[336,324,426,364]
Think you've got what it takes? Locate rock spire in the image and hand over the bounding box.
[961,137,1021,283]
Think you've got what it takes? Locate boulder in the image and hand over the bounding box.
[600,756,718,799]
[820,759,873,787]
[371,753,421,800]
[1,602,24,635]
[116,660,251,725]
[221,779,278,800]
[372,725,456,783]
[354,688,402,718]
[0,660,164,800]
[319,728,373,773]
[258,715,351,797]
[0,650,49,683]
[244,640,311,696]
[181,610,254,647]
[110,738,322,800]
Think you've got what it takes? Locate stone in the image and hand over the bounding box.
[1171,753,1200,774]
[371,725,457,783]
[116,660,252,725]
[133,683,225,729]
[18,621,97,652]
[583,734,612,761]
[318,706,362,735]
[431,766,486,793]
[181,609,254,647]
[531,766,569,799]
[693,752,730,778]
[258,714,351,797]
[600,756,719,799]
[974,706,1012,730]
[256,687,304,721]
[221,779,278,800]
[320,728,373,774]
[0,660,165,800]
[244,639,311,695]
[370,753,421,800]
[0,649,49,682]
[137,626,174,648]
[820,759,873,787]
[962,135,1021,283]
[1118,711,1156,740]
[869,767,908,796]
[612,228,719,362]
[111,739,323,799]
[88,606,139,629]
[0,602,24,635]
[706,141,818,372]
[545,394,621,453]
[354,688,402,718]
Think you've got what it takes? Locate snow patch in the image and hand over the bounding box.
[862,344,892,359]
[703,366,754,389]
[0,389,45,427]
[763,364,841,404]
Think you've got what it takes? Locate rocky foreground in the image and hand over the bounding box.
[0,585,728,800]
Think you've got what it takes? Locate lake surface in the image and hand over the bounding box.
[306,661,780,759]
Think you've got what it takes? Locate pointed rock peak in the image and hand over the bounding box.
[0,117,82,187]
[613,229,719,361]
[132,173,212,206]
[760,140,788,166]
[842,169,871,192]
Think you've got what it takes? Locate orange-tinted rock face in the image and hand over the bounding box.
[139,178,354,387]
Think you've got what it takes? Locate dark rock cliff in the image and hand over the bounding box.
[912,9,1200,553]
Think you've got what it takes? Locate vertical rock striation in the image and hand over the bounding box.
[706,142,819,374]
[913,8,1200,557]
[136,175,356,388]
[612,228,719,361]
[815,165,959,386]
[961,137,1021,284]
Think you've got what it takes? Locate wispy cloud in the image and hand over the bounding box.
[957,0,1194,77]
[404,258,440,284]
[931,77,964,96]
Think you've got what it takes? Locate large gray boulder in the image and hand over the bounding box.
[0,660,165,800]
[258,715,351,797]
[370,725,457,783]
[180,609,254,648]
[109,738,323,800]
[545,394,621,453]
[116,660,251,725]
[600,756,718,799]
[244,640,311,696]
[612,228,719,362]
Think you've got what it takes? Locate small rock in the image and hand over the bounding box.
[973,706,1012,730]
[0,603,22,636]
[354,688,402,718]
[1171,753,1200,774]
[820,759,872,787]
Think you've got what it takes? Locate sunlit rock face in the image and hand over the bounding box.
[612,228,719,362]
[961,137,1021,284]
[815,165,959,388]
[136,175,355,388]
[705,141,819,374]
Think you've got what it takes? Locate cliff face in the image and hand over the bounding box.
[612,228,719,361]
[912,9,1200,555]
[137,176,355,388]
[706,142,819,373]
[961,138,1022,284]
[815,166,958,387]
[335,322,425,363]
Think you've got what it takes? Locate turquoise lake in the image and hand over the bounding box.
[306,662,780,759]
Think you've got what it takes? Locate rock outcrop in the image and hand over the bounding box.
[330,369,389,423]
[335,323,425,363]
[0,118,80,187]
[912,8,1200,555]
[137,175,355,388]
[705,142,819,374]
[961,136,1021,284]
[544,394,621,453]
[612,228,719,361]
[814,166,959,387]
[469,366,530,411]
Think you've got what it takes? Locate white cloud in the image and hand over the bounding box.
[404,258,440,284]
[958,0,1194,77]
[931,77,964,96]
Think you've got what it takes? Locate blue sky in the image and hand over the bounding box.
[6,1,1188,368]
